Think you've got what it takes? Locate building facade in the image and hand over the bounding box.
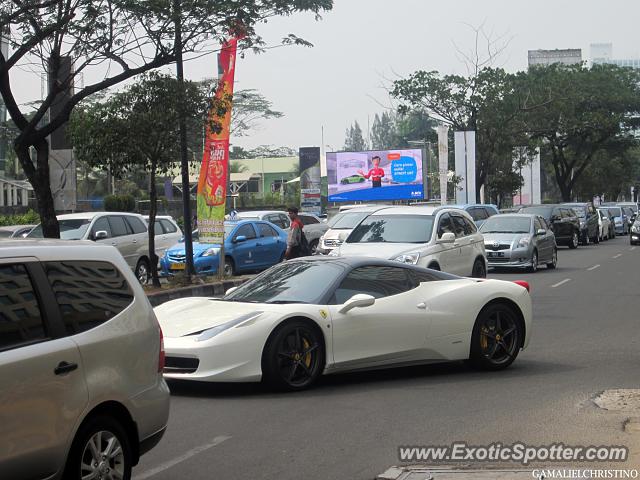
[528,49,583,67]
[591,43,640,69]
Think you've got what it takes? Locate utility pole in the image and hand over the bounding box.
[174,0,194,281]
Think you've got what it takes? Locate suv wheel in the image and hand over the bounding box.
[569,231,579,249]
[65,415,132,480]
[135,259,150,284]
[471,258,486,278]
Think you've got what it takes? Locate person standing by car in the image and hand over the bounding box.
[286,206,305,259]
[358,155,385,188]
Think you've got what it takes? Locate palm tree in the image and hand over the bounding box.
[229,161,249,173]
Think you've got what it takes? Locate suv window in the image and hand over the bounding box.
[469,207,488,221]
[299,215,319,226]
[258,223,278,237]
[267,214,285,229]
[332,266,413,304]
[234,224,257,240]
[0,264,46,351]
[108,216,131,237]
[153,220,164,234]
[160,219,178,233]
[534,217,543,231]
[125,216,146,234]
[279,214,291,229]
[450,214,468,237]
[44,261,134,335]
[91,217,112,239]
[437,213,455,238]
[460,215,477,235]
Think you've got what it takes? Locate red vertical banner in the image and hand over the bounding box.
[197,37,239,243]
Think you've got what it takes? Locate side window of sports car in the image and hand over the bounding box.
[332,266,413,304]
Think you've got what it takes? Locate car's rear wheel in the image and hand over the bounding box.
[469,303,522,370]
[309,239,319,255]
[471,258,486,278]
[224,257,235,276]
[569,231,579,249]
[135,258,150,284]
[65,415,132,480]
[547,248,557,269]
[528,250,538,273]
[262,321,324,391]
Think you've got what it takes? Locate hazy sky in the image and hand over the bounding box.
[9,0,640,153]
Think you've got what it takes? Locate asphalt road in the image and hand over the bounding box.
[134,236,640,480]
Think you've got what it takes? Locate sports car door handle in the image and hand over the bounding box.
[54,361,78,375]
[417,302,427,310]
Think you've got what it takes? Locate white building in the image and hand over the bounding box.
[591,43,640,69]
[0,178,32,207]
[528,49,583,67]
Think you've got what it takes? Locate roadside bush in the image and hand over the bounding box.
[0,209,40,227]
[104,194,136,212]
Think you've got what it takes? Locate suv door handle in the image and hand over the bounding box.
[133,239,137,244]
[417,302,427,309]
[54,361,78,375]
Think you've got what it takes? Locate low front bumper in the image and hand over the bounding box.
[486,248,532,268]
[160,256,219,276]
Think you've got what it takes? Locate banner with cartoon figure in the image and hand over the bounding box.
[197,37,239,243]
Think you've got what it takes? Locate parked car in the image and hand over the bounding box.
[630,217,640,245]
[440,204,500,228]
[0,240,169,479]
[480,214,557,272]
[316,206,386,255]
[616,201,638,215]
[160,220,287,276]
[27,212,152,283]
[155,256,532,390]
[518,205,580,249]
[0,224,35,238]
[562,203,599,245]
[602,206,629,235]
[597,209,613,241]
[144,215,183,256]
[335,206,487,277]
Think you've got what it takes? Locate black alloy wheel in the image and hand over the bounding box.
[469,303,522,370]
[263,321,324,391]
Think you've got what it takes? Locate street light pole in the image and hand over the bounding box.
[174,0,194,281]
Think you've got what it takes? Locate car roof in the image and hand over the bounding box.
[0,224,35,231]
[371,206,438,216]
[56,211,144,220]
[236,210,284,217]
[285,255,459,279]
[335,205,387,214]
[0,239,128,262]
[488,213,535,219]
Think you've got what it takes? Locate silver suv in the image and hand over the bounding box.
[28,212,152,283]
[0,240,170,479]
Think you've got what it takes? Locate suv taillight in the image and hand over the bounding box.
[158,327,165,373]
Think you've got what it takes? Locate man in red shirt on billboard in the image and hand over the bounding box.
[358,155,385,188]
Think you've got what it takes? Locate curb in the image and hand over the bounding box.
[378,466,534,480]
[146,277,250,307]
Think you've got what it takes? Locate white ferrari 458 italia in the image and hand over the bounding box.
[155,257,533,390]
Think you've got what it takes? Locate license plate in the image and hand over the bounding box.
[170,263,186,270]
[487,252,495,257]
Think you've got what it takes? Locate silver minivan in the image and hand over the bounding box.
[28,212,152,283]
[0,240,170,479]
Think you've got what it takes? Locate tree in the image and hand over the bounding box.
[69,73,212,286]
[519,64,640,201]
[0,0,333,238]
[370,111,396,150]
[343,120,367,151]
[392,67,530,202]
[231,89,283,136]
[229,161,249,173]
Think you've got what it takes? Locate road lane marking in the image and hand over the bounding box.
[551,278,571,288]
[135,436,231,479]
[631,247,637,251]
[587,264,601,271]
[613,253,623,259]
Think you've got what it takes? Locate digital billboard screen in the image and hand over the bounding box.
[327,149,424,202]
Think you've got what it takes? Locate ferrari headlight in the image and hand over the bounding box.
[517,236,531,248]
[193,312,263,342]
[201,247,220,257]
[393,252,420,265]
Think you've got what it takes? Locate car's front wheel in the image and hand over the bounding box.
[471,258,486,278]
[262,321,325,391]
[65,415,132,480]
[224,257,235,276]
[547,248,557,269]
[528,250,538,273]
[469,303,522,370]
[569,231,579,249]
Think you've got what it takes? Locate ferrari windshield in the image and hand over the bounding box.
[480,217,532,234]
[328,211,370,229]
[223,261,345,304]
[347,215,434,243]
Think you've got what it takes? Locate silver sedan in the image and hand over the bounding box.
[480,214,557,272]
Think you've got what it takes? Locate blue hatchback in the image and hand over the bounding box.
[160,220,288,276]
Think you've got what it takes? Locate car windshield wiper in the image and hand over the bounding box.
[215,298,262,303]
